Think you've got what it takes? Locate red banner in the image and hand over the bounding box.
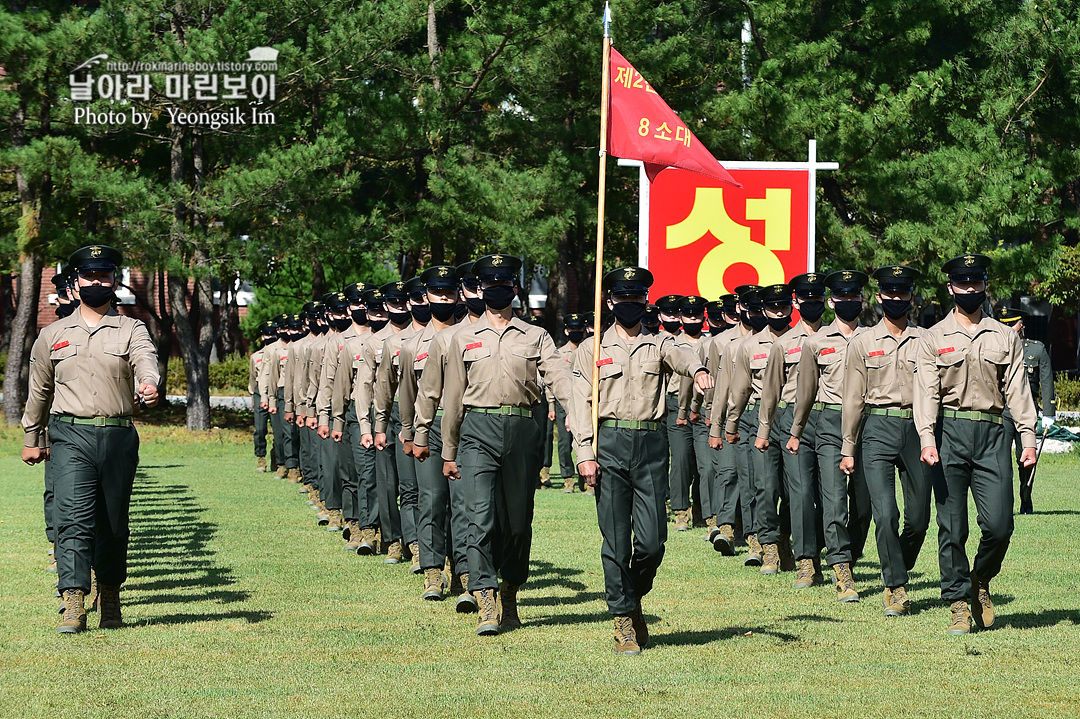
[648,167,810,301]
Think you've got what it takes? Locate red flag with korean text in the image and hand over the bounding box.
[608,48,740,188]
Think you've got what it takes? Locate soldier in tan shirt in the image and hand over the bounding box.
[914,254,1037,635]
[263,313,302,478]
[307,293,352,531]
[570,267,712,655]
[655,294,696,531]
[285,302,321,492]
[249,320,277,473]
[554,314,587,493]
[22,245,159,634]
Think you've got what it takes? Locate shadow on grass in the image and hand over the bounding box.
[124,471,271,626]
[781,614,842,623]
[910,593,1016,615]
[527,559,588,593]
[1001,609,1080,629]
[1026,510,1080,516]
[650,626,800,647]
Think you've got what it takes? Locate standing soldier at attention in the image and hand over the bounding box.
[655,294,695,530]
[993,306,1055,514]
[789,270,870,603]
[257,314,292,479]
[22,245,160,634]
[285,303,318,492]
[570,267,713,655]
[250,320,278,473]
[915,254,1037,635]
[309,293,353,531]
[555,314,586,493]
[436,254,573,637]
[674,295,707,529]
[265,313,303,482]
[755,275,827,586]
[840,266,932,617]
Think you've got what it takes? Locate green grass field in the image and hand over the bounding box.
[1,422,1077,718]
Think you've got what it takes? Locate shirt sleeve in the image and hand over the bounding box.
[756,343,785,442]
[21,334,54,448]
[913,334,941,450]
[567,340,595,463]
[440,336,467,462]
[129,320,161,389]
[724,343,754,435]
[840,336,869,456]
[789,346,819,439]
[1004,331,1038,449]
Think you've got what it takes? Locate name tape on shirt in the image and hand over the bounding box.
[596,357,613,367]
[820,347,836,356]
[868,350,885,357]
[51,340,69,351]
[465,342,483,350]
[415,352,428,362]
[786,347,801,355]
[937,347,955,355]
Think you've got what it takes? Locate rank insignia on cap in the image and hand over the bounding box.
[439,267,450,276]
[492,256,504,266]
[892,267,904,277]
[807,274,818,283]
[90,246,102,258]
[842,271,853,281]
[964,255,975,266]
[625,268,637,279]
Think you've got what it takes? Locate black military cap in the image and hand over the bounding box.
[287,313,304,329]
[994,306,1026,326]
[680,295,707,315]
[421,265,459,290]
[602,266,654,297]
[324,291,349,312]
[274,312,291,325]
[343,282,374,301]
[705,301,723,319]
[655,294,683,313]
[380,280,409,301]
[719,293,737,313]
[825,270,869,295]
[873,265,921,291]
[361,288,385,308]
[456,261,479,287]
[68,244,123,272]
[789,272,826,298]
[258,320,277,335]
[760,284,793,307]
[473,254,521,283]
[942,253,991,282]
[736,285,762,306]
[51,268,69,289]
[300,301,316,317]
[564,313,587,329]
[307,301,326,319]
[524,314,544,327]
[403,277,426,299]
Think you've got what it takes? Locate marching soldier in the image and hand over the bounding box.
[261,314,302,481]
[250,320,278,473]
[915,254,1037,635]
[308,293,352,531]
[428,254,573,636]
[675,296,708,528]
[789,270,871,603]
[52,268,78,319]
[993,306,1055,514]
[840,266,931,616]
[556,314,587,492]
[656,294,696,530]
[642,305,660,333]
[22,244,160,633]
[570,267,713,655]
[755,274,827,586]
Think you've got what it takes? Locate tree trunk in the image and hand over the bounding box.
[0,273,15,355]
[311,253,326,299]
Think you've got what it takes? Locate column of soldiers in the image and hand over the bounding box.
[243,251,1048,650]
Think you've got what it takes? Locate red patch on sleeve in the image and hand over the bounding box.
[354,354,362,360]
[394,350,400,357]
[786,347,801,355]
[51,340,69,351]
[596,357,613,367]
[868,350,885,357]
[415,352,428,362]
[255,358,262,363]
[465,342,482,350]
[752,353,768,360]
[937,347,954,355]
[820,347,836,356]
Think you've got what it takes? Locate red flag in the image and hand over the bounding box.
[607,48,740,188]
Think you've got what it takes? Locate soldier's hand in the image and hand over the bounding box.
[726,431,739,445]
[1020,447,1037,467]
[361,433,374,449]
[374,433,387,450]
[564,419,570,431]
[285,411,295,423]
[443,460,460,480]
[403,440,414,456]
[268,405,277,415]
[413,444,430,462]
[676,417,688,427]
[786,436,800,455]
[694,370,714,394]
[331,430,343,443]
[840,456,855,475]
[22,446,47,465]
[547,410,555,421]
[260,400,269,410]
[689,411,701,423]
[138,382,159,408]
[920,447,939,466]
[709,436,723,450]
[754,436,768,452]
[305,417,317,430]
[578,460,600,487]
[318,425,330,439]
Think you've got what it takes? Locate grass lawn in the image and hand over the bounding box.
[0,420,1077,718]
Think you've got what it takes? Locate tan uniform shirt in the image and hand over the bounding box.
[708,329,758,438]
[665,332,694,420]
[790,321,864,439]
[757,322,815,441]
[301,333,333,417]
[413,319,479,449]
[725,326,788,435]
[249,346,267,396]
[353,324,402,436]
[675,333,707,419]
[398,323,444,443]
[256,339,283,399]
[330,331,372,433]
[283,334,310,414]
[568,327,706,463]
[914,311,1037,450]
[22,309,160,448]
[373,325,419,434]
[315,328,353,428]
[439,314,573,462]
[841,320,925,455]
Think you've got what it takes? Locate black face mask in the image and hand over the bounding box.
[311,323,326,336]
[747,314,769,332]
[661,320,682,334]
[567,330,585,345]
[833,299,862,322]
[613,301,647,328]
[368,319,388,333]
[481,284,516,311]
[767,315,791,331]
[881,298,911,320]
[388,310,411,326]
[410,305,432,324]
[430,302,457,323]
[351,308,367,325]
[954,291,986,314]
[79,284,114,308]
[465,297,486,315]
[798,299,826,323]
[331,317,351,331]
[682,321,704,336]
[454,304,469,321]
[56,303,76,318]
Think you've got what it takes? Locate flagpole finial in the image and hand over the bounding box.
[603,2,612,39]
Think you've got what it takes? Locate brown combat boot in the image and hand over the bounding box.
[327,509,344,532]
[256,456,267,473]
[704,516,717,541]
[57,589,87,634]
[584,483,595,496]
[712,524,736,556]
[972,576,995,628]
[673,509,690,532]
[563,478,575,493]
[778,536,796,572]
[794,559,819,588]
[613,615,641,655]
[832,562,860,602]
[456,573,478,613]
[499,581,521,629]
[948,600,972,635]
[86,569,99,612]
[422,568,445,601]
[384,540,403,564]
[539,467,552,489]
[275,466,287,479]
[745,534,763,566]
[630,600,649,648]
[316,509,330,525]
[356,528,377,556]
[760,543,780,575]
[475,589,499,635]
[307,488,319,506]
[344,521,362,551]
[287,468,302,483]
[883,586,911,617]
[98,584,123,629]
[409,542,422,575]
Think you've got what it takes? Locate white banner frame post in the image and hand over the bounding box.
[618,139,838,274]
